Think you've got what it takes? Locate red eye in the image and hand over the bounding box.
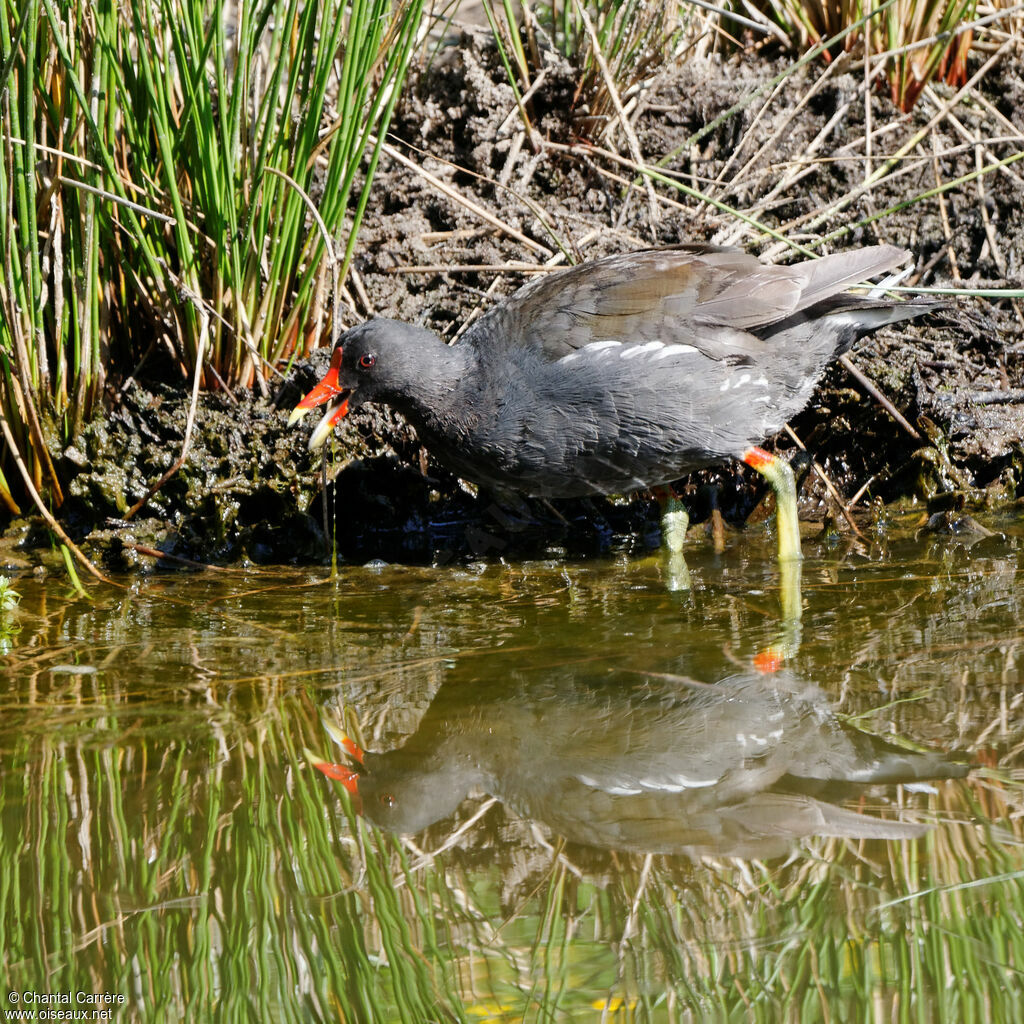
[359,354,376,369]
[379,793,395,808]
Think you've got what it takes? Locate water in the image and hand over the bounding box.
[1,512,1022,1020]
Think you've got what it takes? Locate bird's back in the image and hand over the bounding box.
[415,246,933,497]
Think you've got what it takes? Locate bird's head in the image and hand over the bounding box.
[309,721,476,834]
[289,319,447,449]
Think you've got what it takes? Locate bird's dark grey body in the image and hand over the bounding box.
[303,246,934,497]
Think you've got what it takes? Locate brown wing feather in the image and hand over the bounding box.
[462,244,910,361]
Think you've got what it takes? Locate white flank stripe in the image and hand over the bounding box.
[557,340,623,365]
[620,341,665,359]
[577,773,643,794]
[652,344,698,360]
[636,774,720,791]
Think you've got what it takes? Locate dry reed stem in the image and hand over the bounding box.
[930,132,963,283]
[570,0,661,229]
[388,262,555,274]
[406,797,500,873]
[620,852,654,944]
[839,353,924,440]
[763,33,1021,258]
[376,137,554,256]
[974,138,1008,276]
[349,264,376,316]
[125,302,210,520]
[0,408,112,584]
[544,139,813,254]
[452,274,513,341]
[924,86,1024,189]
[715,62,894,248]
[782,424,867,537]
[496,67,549,138]
[57,174,176,223]
[706,53,852,210]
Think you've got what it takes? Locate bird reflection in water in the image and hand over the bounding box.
[311,670,967,860]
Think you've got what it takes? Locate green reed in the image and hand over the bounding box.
[484,0,693,144]
[0,0,425,513]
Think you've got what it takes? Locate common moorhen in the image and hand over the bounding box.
[291,245,935,561]
[311,669,968,859]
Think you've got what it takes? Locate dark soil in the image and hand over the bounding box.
[13,33,1024,572]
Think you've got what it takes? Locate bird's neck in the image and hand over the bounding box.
[391,339,476,434]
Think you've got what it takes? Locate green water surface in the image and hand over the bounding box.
[1,513,1022,1021]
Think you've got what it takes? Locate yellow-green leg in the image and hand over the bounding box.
[742,446,802,563]
[657,490,689,554]
[743,447,803,623]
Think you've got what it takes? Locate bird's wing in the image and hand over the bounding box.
[461,244,910,362]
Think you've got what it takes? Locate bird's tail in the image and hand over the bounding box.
[792,245,910,311]
[789,244,945,350]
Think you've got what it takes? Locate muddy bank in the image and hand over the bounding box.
[9,35,1024,572]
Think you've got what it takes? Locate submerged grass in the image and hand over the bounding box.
[0,695,462,1020]
[0,560,1022,1019]
[1,677,1021,1020]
